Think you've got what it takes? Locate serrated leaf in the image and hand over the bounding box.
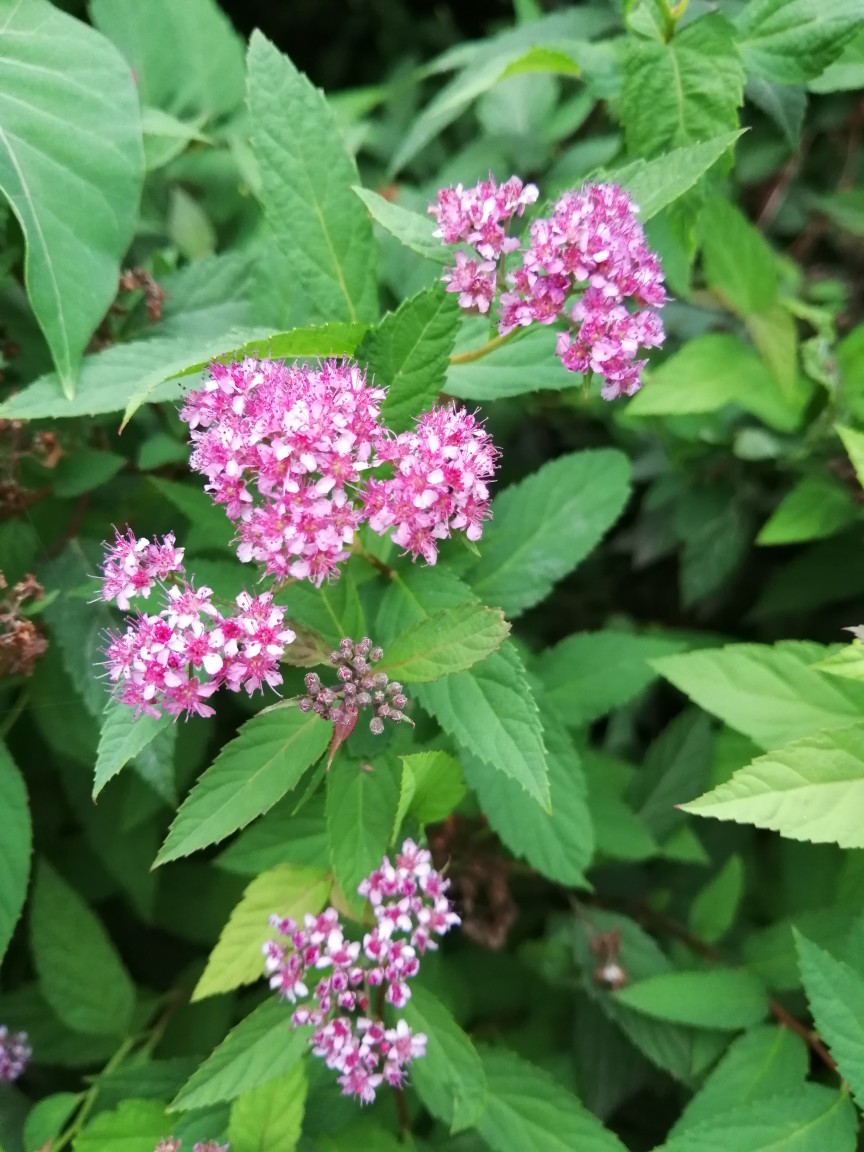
[94,701,173,799]
[326,755,401,915]
[466,450,631,617]
[174,321,368,380]
[193,864,331,1001]
[653,642,864,750]
[31,861,135,1036]
[814,642,864,681]
[609,132,744,221]
[757,476,857,545]
[156,710,332,865]
[172,1000,309,1112]
[476,1045,628,1152]
[700,196,778,314]
[377,603,509,683]
[734,0,862,84]
[248,33,377,324]
[681,724,864,847]
[0,0,143,394]
[228,1061,306,1152]
[352,186,449,264]
[216,795,329,877]
[613,969,768,1031]
[0,742,30,965]
[72,1099,169,1152]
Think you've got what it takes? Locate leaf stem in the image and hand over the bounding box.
[352,537,397,580]
[449,329,519,365]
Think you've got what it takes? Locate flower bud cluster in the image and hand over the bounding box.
[299,637,409,735]
[154,1141,229,1152]
[263,839,459,1105]
[0,1025,31,1082]
[433,176,667,398]
[178,358,496,582]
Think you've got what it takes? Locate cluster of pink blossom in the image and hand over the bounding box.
[430,175,538,312]
[0,1025,30,1082]
[433,177,667,398]
[263,839,459,1105]
[103,576,295,720]
[155,1141,228,1152]
[178,358,497,580]
[98,529,186,611]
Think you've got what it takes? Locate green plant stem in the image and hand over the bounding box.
[659,0,688,40]
[0,689,28,738]
[53,1035,137,1151]
[449,328,519,365]
[352,537,397,579]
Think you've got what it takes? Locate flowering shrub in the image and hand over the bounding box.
[2,1,864,1150]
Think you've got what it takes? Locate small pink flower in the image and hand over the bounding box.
[0,1026,30,1082]
[98,529,185,610]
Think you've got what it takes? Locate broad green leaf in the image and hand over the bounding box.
[156,710,332,865]
[446,322,585,401]
[466,450,631,617]
[621,15,744,157]
[0,742,30,965]
[653,642,864,750]
[377,603,509,683]
[53,449,125,497]
[745,302,799,396]
[757,476,857,545]
[228,1061,306,1152]
[536,630,687,727]
[175,321,368,380]
[216,795,329,877]
[613,969,768,1031]
[671,1025,808,1137]
[681,724,864,848]
[284,574,365,650]
[0,0,143,394]
[351,186,449,264]
[362,284,461,433]
[658,1086,856,1152]
[809,27,864,93]
[477,1045,628,1152]
[795,932,864,1108]
[193,864,331,1000]
[609,132,744,221]
[90,0,245,120]
[734,0,862,84]
[31,860,135,1036]
[397,751,465,830]
[327,755,401,913]
[836,423,864,487]
[461,706,592,887]
[248,33,377,324]
[689,856,744,944]
[402,985,486,1132]
[72,1099,169,1152]
[94,701,173,799]
[171,1000,309,1112]
[700,197,778,314]
[24,1092,83,1152]
[631,711,714,841]
[745,75,807,149]
[627,334,809,431]
[584,751,659,863]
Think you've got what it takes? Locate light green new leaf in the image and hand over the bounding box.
[73,1099,169,1152]
[395,751,466,837]
[327,755,401,914]
[352,187,449,265]
[734,0,862,84]
[248,32,377,324]
[815,642,864,681]
[31,860,135,1036]
[795,932,864,1108]
[228,1061,306,1152]
[0,0,143,395]
[171,1000,309,1112]
[94,701,173,799]
[836,423,864,487]
[609,132,744,222]
[621,14,744,157]
[613,969,768,1031]
[757,476,857,545]
[377,603,509,683]
[689,856,745,944]
[653,641,864,750]
[700,196,778,314]
[156,710,332,865]
[402,986,486,1132]
[477,1045,628,1152]
[745,301,799,396]
[0,742,30,965]
[681,724,864,848]
[466,450,631,618]
[193,864,330,1000]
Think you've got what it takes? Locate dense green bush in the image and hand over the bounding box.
[2,0,864,1149]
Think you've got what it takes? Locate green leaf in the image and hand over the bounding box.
[94,701,173,799]
[609,132,745,221]
[689,856,745,944]
[402,985,486,1132]
[228,1061,306,1152]
[613,970,768,1031]
[377,603,509,683]
[0,0,143,394]
[72,1099,169,1152]
[745,75,807,149]
[174,321,368,380]
[621,15,744,157]
[795,932,864,1108]
[671,1025,808,1136]
[361,284,461,434]
[216,795,329,877]
[156,710,332,865]
[536,630,688,727]
[814,642,864,681]
[809,27,864,93]
[700,197,778,314]
[0,742,30,965]
[172,1000,309,1111]
[734,0,862,84]
[284,574,365,650]
[631,711,714,841]
[397,751,465,830]
[745,302,799,396]
[90,0,245,120]
[653,641,864,750]
[24,1092,83,1152]
[446,323,586,401]
[476,1045,628,1152]
[681,723,864,848]
[584,752,659,863]
[248,32,377,324]
[327,755,401,913]
[466,450,631,617]
[757,476,857,545]
[351,187,449,265]
[193,864,330,1000]
[836,423,864,487]
[53,450,125,498]
[31,860,135,1036]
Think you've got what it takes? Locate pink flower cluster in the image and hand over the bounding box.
[263,839,459,1105]
[433,177,667,398]
[155,1142,228,1152]
[0,1025,30,1082]
[179,358,497,583]
[99,529,185,611]
[103,578,295,720]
